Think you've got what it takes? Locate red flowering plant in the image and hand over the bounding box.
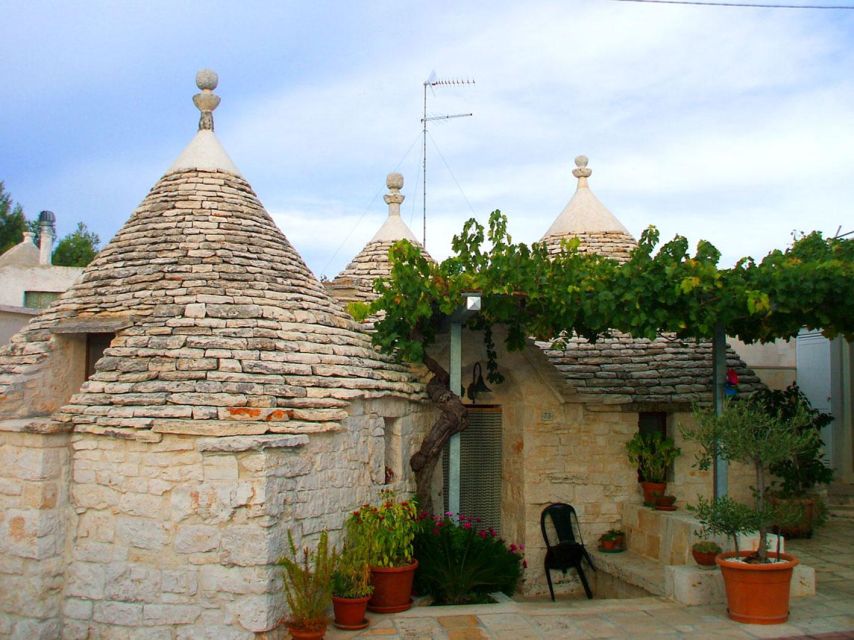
[346,490,419,568]
[413,512,525,605]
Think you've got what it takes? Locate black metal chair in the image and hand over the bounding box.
[540,502,596,600]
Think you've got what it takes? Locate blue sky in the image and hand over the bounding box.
[2,1,853,279]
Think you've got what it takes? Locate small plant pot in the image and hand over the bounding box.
[287,624,327,640]
[655,495,676,508]
[368,560,418,613]
[332,595,370,630]
[691,548,719,567]
[640,481,667,507]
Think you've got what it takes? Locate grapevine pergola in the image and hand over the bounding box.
[351,211,854,509]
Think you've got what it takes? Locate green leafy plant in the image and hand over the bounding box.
[332,519,374,599]
[754,384,834,498]
[347,490,419,568]
[692,540,722,554]
[625,431,681,483]
[277,530,337,631]
[599,529,625,542]
[413,513,524,605]
[347,210,853,508]
[682,398,818,562]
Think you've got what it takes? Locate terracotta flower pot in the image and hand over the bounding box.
[332,595,370,631]
[287,624,327,640]
[691,548,719,567]
[368,560,418,613]
[640,481,666,506]
[717,551,799,624]
[600,538,617,551]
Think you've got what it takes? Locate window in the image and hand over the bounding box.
[443,407,503,533]
[23,291,60,309]
[637,411,673,482]
[86,333,114,379]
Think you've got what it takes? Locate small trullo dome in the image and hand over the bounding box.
[540,155,637,262]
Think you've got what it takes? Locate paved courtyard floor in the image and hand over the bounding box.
[326,519,854,640]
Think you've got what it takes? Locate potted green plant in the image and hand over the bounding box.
[625,431,681,506]
[331,519,374,630]
[757,384,834,538]
[691,540,722,567]
[347,490,419,613]
[277,530,337,640]
[681,397,817,624]
[597,529,625,552]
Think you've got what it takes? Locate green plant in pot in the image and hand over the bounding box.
[681,397,818,624]
[625,431,681,506]
[331,521,374,631]
[691,540,723,567]
[597,529,625,552]
[347,490,419,613]
[756,384,834,539]
[277,530,337,640]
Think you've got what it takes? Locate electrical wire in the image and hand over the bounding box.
[427,131,479,219]
[609,0,854,9]
[319,130,422,278]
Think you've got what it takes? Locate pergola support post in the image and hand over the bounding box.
[713,324,728,499]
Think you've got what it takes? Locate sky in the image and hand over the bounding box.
[2,0,853,279]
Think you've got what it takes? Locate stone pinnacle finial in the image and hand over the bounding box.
[573,155,592,182]
[193,69,220,132]
[384,172,405,217]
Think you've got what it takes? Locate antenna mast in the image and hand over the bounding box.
[422,75,475,248]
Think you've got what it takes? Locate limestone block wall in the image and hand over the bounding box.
[0,424,71,640]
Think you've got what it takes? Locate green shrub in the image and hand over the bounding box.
[277,530,336,630]
[346,490,419,568]
[414,513,524,605]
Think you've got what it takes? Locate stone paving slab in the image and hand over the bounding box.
[324,521,853,640]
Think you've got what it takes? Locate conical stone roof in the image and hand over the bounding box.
[540,156,637,262]
[0,71,423,437]
[328,172,432,305]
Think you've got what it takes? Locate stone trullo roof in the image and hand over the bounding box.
[0,232,40,267]
[540,156,637,262]
[0,70,423,438]
[328,172,432,305]
[538,155,764,407]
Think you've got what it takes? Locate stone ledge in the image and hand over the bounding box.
[665,563,815,606]
[589,548,664,596]
[0,418,71,434]
[197,434,309,453]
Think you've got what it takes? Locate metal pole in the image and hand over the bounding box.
[448,321,462,517]
[713,324,728,498]
[422,82,428,248]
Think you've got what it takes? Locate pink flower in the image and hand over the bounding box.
[478,530,488,539]
[509,543,517,553]
[463,522,472,529]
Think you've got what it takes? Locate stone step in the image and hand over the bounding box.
[827,482,854,506]
[588,548,665,597]
[828,504,854,520]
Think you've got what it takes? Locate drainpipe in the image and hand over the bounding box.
[712,324,728,499]
[38,210,56,266]
[447,293,482,518]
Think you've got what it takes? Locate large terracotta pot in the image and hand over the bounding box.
[287,624,326,640]
[368,560,418,613]
[332,595,370,630]
[770,496,816,539]
[717,551,799,624]
[640,481,666,506]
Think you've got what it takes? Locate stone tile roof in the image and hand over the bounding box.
[0,75,424,438]
[539,334,763,409]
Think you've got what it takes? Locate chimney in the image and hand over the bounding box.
[38,210,56,265]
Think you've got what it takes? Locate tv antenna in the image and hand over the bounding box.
[421,73,475,248]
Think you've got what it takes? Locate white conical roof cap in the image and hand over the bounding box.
[369,172,419,243]
[541,156,631,239]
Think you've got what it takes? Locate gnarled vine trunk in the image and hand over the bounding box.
[409,354,468,513]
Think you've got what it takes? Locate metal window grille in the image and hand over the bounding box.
[443,407,502,534]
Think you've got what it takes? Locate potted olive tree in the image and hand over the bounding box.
[277,530,337,640]
[347,490,419,613]
[625,431,681,506]
[682,398,817,624]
